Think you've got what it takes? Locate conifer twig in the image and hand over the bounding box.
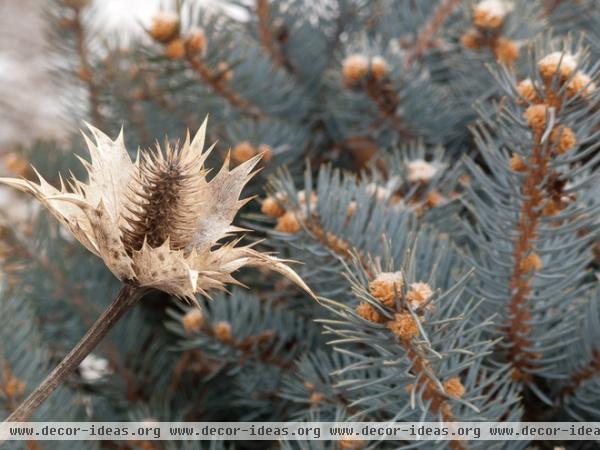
[561,350,600,398]
[255,0,293,72]
[70,4,103,127]
[3,284,148,423]
[405,0,460,66]
[363,78,414,139]
[185,54,263,118]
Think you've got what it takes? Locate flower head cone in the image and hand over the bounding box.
[0,118,313,302]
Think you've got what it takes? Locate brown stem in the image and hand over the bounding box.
[405,0,460,66]
[185,54,263,118]
[561,349,600,397]
[255,0,292,72]
[3,283,148,423]
[401,345,464,449]
[139,74,197,130]
[71,6,103,126]
[364,78,414,139]
[505,134,550,381]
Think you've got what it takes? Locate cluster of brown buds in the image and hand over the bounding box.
[261,190,317,234]
[340,53,400,119]
[512,51,595,217]
[149,11,207,60]
[517,52,597,107]
[231,141,273,166]
[460,0,519,67]
[341,54,389,85]
[181,308,232,342]
[358,272,465,407]
[356,271,435,339]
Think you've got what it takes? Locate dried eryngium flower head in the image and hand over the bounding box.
[0,119,313,302]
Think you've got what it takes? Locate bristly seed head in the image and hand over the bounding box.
[0,118,315,302]
[122,142,198,253]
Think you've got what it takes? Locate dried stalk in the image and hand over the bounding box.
[3,284,148,423]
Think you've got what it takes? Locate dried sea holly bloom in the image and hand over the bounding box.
[0,118,312,301]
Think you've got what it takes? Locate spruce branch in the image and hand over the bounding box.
[3,283,147,423]
[561,349,600,398]
[57,0,103,126]
[405,0,460,66]
[185,54,264,119]
[266,187,373,276]
[504,116,554,381]
[255,0,293,72]
[341,55,415,139]
[363,77,415,140]
[502,47,597,381]
[146,9,265,119]
[463,41,600,415]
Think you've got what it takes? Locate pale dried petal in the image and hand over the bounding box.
[238,248,315,299]
[191,153,261,251]
[52,195,135,280]
[78,123,134,223]
[189,243,315,299]
[185,117,211,166]
[132,239,199,301]
[0,173,99,256]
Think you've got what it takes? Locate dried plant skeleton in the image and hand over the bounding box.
[0,118,312,301]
